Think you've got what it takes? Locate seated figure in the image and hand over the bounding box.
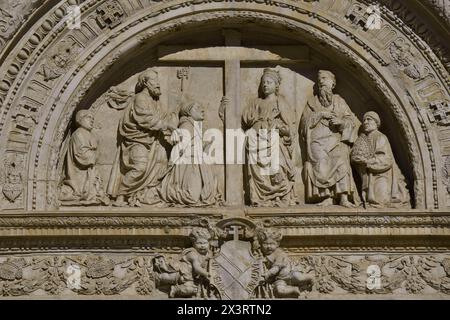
[351,111,410,208]
[59,110,109,205]
[256,229,313,298]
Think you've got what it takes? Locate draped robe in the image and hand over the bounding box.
[351,130,410,208]
[107,90,174,202]
[301,94,360,202]
[60,127,101,202]
[159,116,220,206]
[242,95,301,205]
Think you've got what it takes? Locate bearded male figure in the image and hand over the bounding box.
[301,70,360,207]
[107,68,176,206]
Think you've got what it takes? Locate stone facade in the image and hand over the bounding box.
[0,0,449,299]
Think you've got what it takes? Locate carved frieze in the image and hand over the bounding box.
[0,0,448,300]
[0,252,450,297]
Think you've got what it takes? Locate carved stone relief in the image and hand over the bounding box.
[58,110,109,206]
[38,40,81,82]
[0,153,24,205]
[0,0,448,300]
[351,112,410,208]
[0,219,450,298]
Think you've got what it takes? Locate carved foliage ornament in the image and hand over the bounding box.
[0,253,450,297]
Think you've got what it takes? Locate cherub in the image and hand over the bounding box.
[257,229,313,298]
[170,228,212,298]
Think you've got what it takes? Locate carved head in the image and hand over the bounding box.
[189,228,211,255]
[152,254,169,273]
[51,41,73,68]
[136,68,161,98]
[260,68,281,97]
[256,229,282,256]
[6,162,22,184]
[75,110,94,131]
[363,111,380,133]
[180,101,204,121]
[317,70,336,90]
[4,157,23,185]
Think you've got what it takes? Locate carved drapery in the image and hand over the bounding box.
[0,0,449,299]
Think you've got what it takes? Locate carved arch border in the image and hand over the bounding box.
[0,0,448,211]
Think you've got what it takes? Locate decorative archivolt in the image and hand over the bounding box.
[0,0,448,211]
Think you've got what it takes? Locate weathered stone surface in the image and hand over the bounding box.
[0,0,449,299]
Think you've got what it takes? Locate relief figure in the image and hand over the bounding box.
[301,70,360,207]
[255,229,313,298]
[242,68,301,207]
[351,111,410,208]
[59,110,109,205]
[159,101,222,206]
[107,68,177,207]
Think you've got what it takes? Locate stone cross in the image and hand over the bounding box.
[228,225,244,241]
[429,101,450,126]
[96,1,125,29]
[158,31,308,211]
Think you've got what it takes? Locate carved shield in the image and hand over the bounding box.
[2,183,22,202]
[210,240,261,300]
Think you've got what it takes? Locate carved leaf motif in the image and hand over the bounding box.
[85,257,115,279]
[0,262,22,280]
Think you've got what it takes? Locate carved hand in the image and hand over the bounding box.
[321,111,334,120]
[277,124,290,136]
[330,116,343,126]
[170,130,181,144]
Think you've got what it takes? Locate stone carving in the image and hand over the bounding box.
[345,3,381,31]
[159,101,222,207]
[170,228,217,298]
[38,40,80,82]
[0,257,25,281]
[209,220,260,300]
[0,0,35,53]
[351,112,410,208]
[59,110,110,205]
[0,252,450,297]
[389,39,424,80]
[0,0,449,300]
[177,67,190,92]
[254,228,313,298]
[0,1,442,211]
[442,156,450,194]
[0,255,155,296]
[300,70,361,208]
[1,154,24,203]
[242,68,301,207]
[428,101,450,126]
[96,0,125,29]
[105,86,134,110]
[154,227,219,298]
[107,68,177,207]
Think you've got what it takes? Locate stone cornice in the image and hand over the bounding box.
[0,211,448,239]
